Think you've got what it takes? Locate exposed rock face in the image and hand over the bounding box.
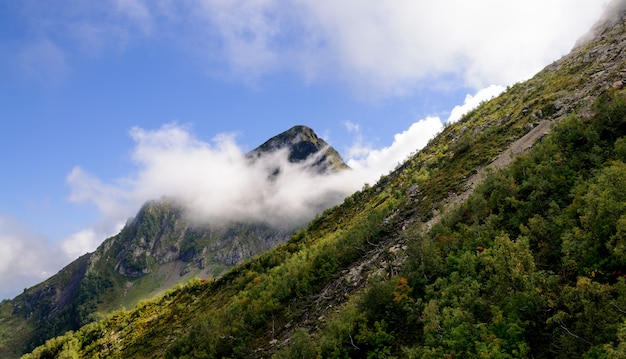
[105,199,294,278]
[248,125,349,175]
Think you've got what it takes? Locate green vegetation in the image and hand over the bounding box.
[388,91,626,357]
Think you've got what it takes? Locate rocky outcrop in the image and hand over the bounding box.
[98,200,292,278]
[248,125,349,175]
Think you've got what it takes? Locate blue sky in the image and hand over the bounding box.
[0,0,607,299]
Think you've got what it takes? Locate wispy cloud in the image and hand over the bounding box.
[346,117,443,180]
[16,39,69,85]
[446,85,505,124]
[0,217,65,299]
[343,120,361,133]
[5,0,606,94]
[67,123,365,230]
[345,85,506,180]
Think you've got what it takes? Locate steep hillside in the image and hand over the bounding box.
[19,2,626,357]
[0,126,347,358]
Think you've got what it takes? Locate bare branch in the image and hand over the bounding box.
[612,303,626,314]
[349,334,360,350]
[556,320,591,345]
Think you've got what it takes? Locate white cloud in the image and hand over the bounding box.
[190,0,285,78]
[9,0,607,95]
[302,1,605,95]
[0,217,65,299]
[67,123,366,230]
[61,116,445,260]
[59,228,101,260]
[0,215,122,300]
[190,0,606,95]
[345,85,507,180]
[347,117,443,181]
[447,85,505,124]
[343,120,361,133]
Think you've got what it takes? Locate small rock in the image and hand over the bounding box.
[524,123,534,132]
[614,80,624,89]
[554,101,564,110]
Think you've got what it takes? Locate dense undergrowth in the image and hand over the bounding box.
[303,90,626,358]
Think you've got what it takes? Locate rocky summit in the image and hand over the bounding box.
[248,125,350,175]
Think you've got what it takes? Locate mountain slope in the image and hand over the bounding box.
[19,2,626,357]
[0,126,348,358]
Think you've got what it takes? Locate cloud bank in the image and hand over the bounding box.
[10,0,606,95]
[0,217,65,299]
[67,124,366,230]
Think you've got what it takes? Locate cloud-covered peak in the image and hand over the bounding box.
[249,125,349,174]
[68,124,359,230]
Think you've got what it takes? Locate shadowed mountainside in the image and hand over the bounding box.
[0,125,348,358]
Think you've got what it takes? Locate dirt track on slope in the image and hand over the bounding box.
[264,120,554,354]
[424,120,552,231]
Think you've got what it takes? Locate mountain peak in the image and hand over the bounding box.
[248,125,349,174]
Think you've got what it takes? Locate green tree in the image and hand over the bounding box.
[273,328,317,359]
[563,162,626,274]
